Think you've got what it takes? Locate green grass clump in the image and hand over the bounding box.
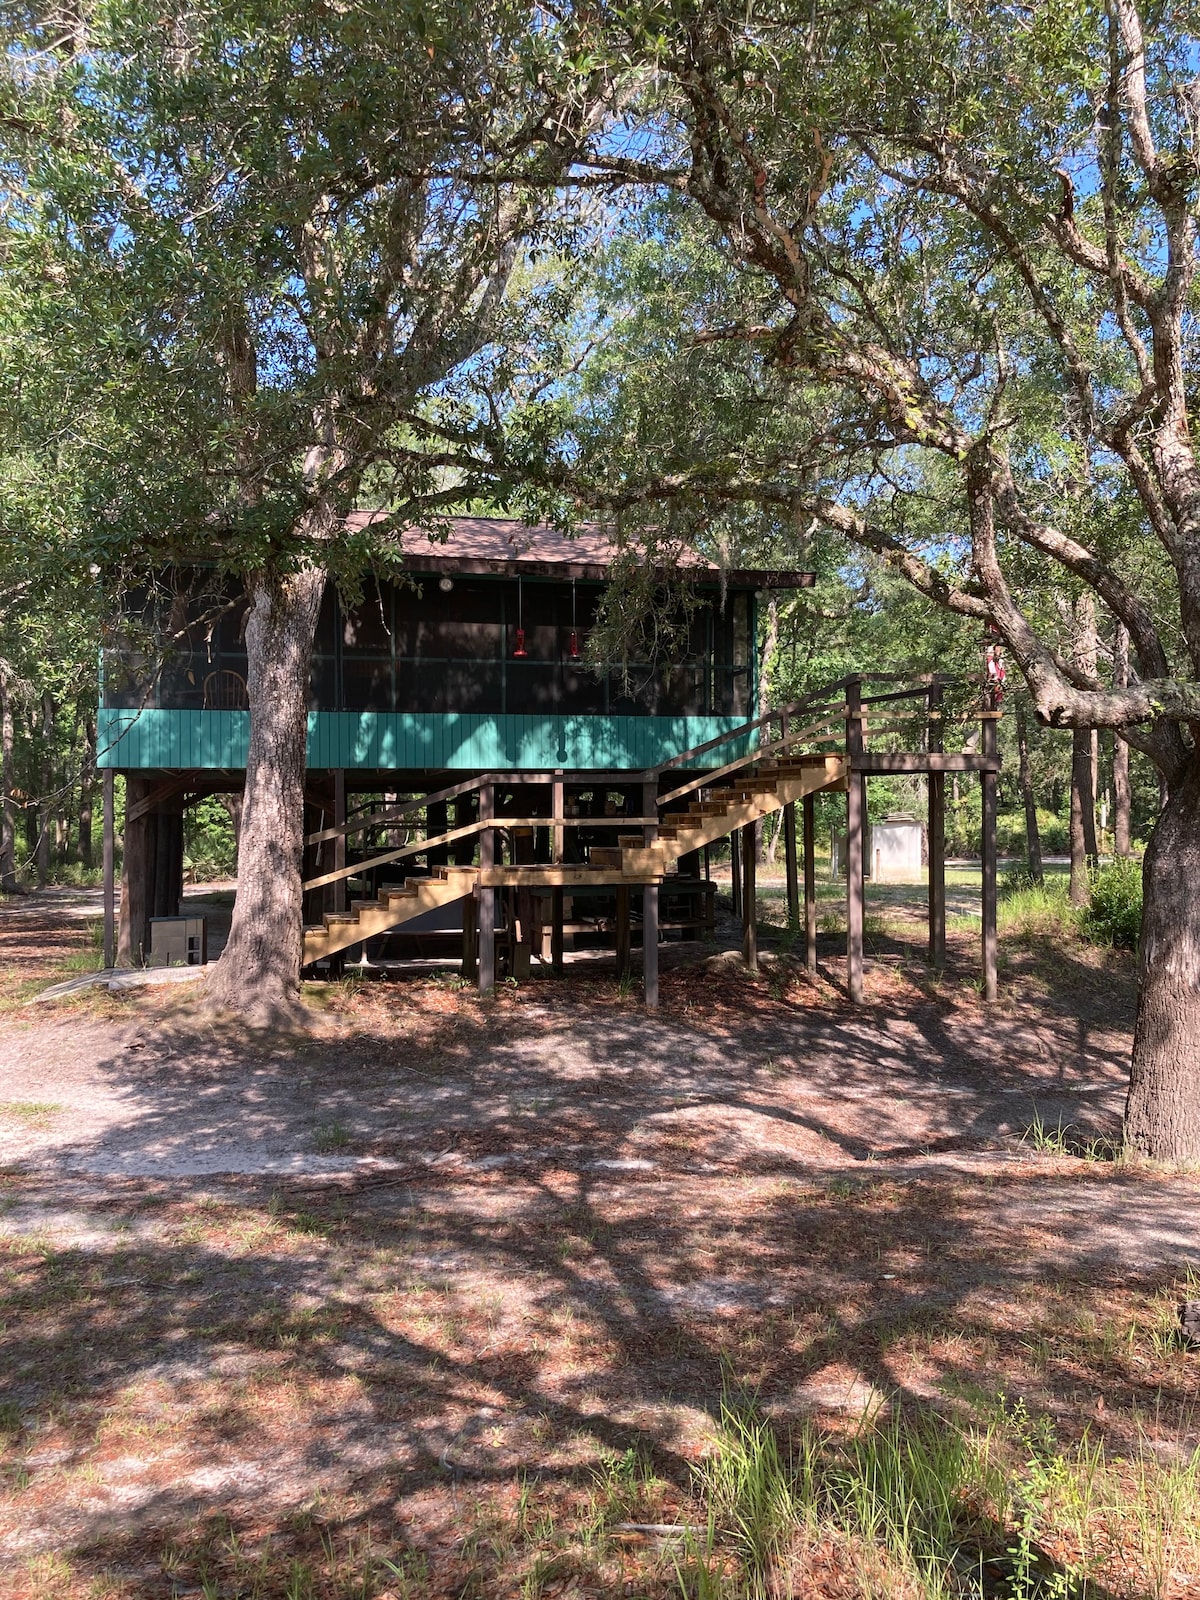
[675,1397,1200,1599]
[1080,856,1143,950]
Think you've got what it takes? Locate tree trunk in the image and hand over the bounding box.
[220,792,244,854]
[1015,700,1043,885]
[37,692,54,887]
[0,669,17,892]
[1125,757,1200,1161]
[1069,726,1098,904]
[1113,622,1133,857]
[206,566,325,1026]
[78,713,96,869]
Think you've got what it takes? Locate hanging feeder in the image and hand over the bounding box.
[568,578,581,659]
[513,577,528,658]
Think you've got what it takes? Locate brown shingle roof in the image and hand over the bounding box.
[344,513,813,587]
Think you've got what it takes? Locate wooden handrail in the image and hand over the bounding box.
[302,815,664,892]
[646,681,851,780]
[659,716,845,806]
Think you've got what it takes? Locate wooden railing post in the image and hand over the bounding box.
[102,769,115,969]
[478,781,495,994]
[784,799,800,932]
[642,774,658,847]
[981,711,999,1002]
[643,883,659,1008]
[552,774,564,864]
[927,684,946,972]
[741,820,757,972]
[803,792,817,974]
[846,678,865,1003]
[332,770,347,917]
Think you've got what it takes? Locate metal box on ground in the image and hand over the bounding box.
[148,915,208,967]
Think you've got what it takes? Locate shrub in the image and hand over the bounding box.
[1081,855,1143,950]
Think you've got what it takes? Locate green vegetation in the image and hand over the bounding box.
[678,1399,1200,1600]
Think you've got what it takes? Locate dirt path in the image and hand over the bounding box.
[1,898,1197,1598]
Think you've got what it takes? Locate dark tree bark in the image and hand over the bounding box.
[0,669,17,892]
[36,692,54,887]
[78,713,96,869]
[206,565,326,1026]
[1125,757,1200,1160]
[118,775,153,965]
[1113,622,1133,857]
[219,793,244,854]
[1015,699,1043,885]
[1070,727,1099,904]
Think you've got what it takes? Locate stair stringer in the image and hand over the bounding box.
[303,866,478,964]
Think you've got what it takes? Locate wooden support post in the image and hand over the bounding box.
[803,793,817,974]
[927,685,946,972]
[741,821,757,971]
[642,776,658,846]
[332,770,347,916]
[730,827,742,919]
[551,886,564,974]
[615,885,631,979]
[783,800,799,931]
[102,769,114,970]
[552,776,564,864]
[846,678,865,1004]
[981,713,999,1002]
[643,883,659,1008]
[478,782,495,993]
[462,891,477,981]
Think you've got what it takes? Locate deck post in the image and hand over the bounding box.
[643,883,659,1008]
[927,684,946,972]
[981,712,999,1001]
[478,781,495,993]
[730,827,742,919]
[615,885,631,979]
[784,800,799,931]
[846,677,865,1003]
[332,770,347,915]
[741,821,757,970]
[462,890,477,981]
[552,775,564,864]
[102,769,115,970]
[803,793,817,974]
[642,775,658,846]
[551,886,564,973]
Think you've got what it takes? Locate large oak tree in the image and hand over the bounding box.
[552,0,1200,1158]
[5,0,604,1022]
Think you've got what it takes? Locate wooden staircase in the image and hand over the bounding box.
[587,754,845,876]
[302,755,846,967]
[303,865,478,964]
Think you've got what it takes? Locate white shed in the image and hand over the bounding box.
[870,813,924,883]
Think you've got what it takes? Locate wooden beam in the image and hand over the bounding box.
[982,715,999,1002]
[478,782,495,993]
[850,752,1000,773]
[783,800,799,931]
[462,891,477,982]
[730,827,742,920]
[102,769,115,970]
[803,792,817,975]
[552,776,564,864]
[927,683,946,973]
[741,821,757,972]
[643,883,659,1009]
[615,885,631,979]
[846,679,865,1004]
[551,886,564,974]
[332,770,347,917]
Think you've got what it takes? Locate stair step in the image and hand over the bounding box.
[618,833,645,847]
[589,848,624,867]
[324,912,356,929]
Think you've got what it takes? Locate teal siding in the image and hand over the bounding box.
[98,708,757,773]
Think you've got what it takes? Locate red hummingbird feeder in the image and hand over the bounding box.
[512,578,527,658]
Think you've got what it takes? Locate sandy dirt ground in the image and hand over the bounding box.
[0,890,1197,1597]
